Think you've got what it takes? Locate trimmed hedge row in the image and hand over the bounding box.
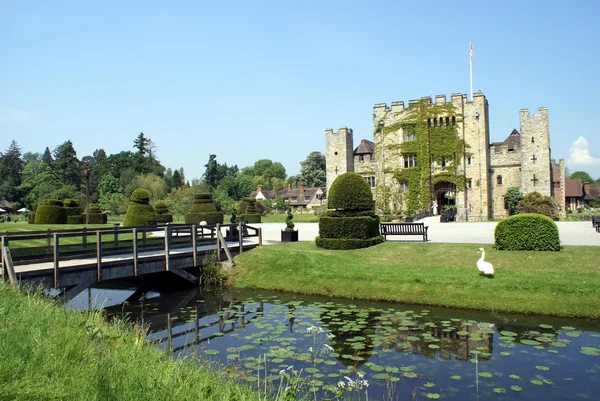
[35,202,66,224]
[327,172,374,211]
[323,210,377,218]
[495,213,560,251]
[318,216,380,239]
[315,236,384,250]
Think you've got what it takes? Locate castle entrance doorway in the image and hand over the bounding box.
[434,181,456,214]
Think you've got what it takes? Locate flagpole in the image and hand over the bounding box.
[469,42,473,101]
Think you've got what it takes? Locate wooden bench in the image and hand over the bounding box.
[380,222,429,242]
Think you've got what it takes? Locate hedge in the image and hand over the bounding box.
[239,214,261,224]
[185,193,224,225]
[315,236,384,250]
[124,188,155,227]
[154,201,173,223]
[81,213,108,224]
[27,213,35,224]
[323,210,377,218]
[67,215,84,224]
[130,188,151,204]
[327,172,374,211]
[494,213,560,251]
[34,203,67,224]
[318,216,380,239]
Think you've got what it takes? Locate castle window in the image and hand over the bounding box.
[531,174,539,186]
[467,178,473,189]
[531,137,535,143]
[434,118,438,127]
[531,154,537,163]
[364,176,376,188]
[467,156,472,165]
[403,132,416,141]
[358,154,364,162]
[398,181,408,193]
[403,154,418,168]
[441,157,447,168]
[439,117,444,126]
[452,116,456,125]
[497,175,503,185]
[445,117,450,126]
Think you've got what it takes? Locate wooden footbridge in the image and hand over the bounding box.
[1,223,262,298]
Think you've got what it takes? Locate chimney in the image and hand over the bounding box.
[584,182,590,195]
[299,184,305,193]
[257,184,263,194]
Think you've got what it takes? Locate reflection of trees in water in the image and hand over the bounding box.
[319,306,381,367]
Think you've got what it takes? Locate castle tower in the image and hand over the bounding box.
[325,127,354,192]
[519,108,551,196]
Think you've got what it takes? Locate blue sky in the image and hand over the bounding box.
[2,0,600,181]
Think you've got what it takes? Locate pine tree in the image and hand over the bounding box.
[53,140,81,188]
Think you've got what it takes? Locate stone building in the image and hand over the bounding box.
[325,92,566,221]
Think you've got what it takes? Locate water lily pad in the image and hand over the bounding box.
[450,375,462,380]
[500,331,517,337]
[561,326,576,331]
[403,372,418,378]
[531,379,544,385]
[520,339,541,346]
[428,344,440,349]
[478,372,493,378]
[370,364,385,372]
[509,374,520,379]
[493,388,506,394]
[424,382,436,388]
[536,365,550,371]
[565,331,581,337]
[510,385,523,392]
[205,349,219,355]
[372,373,389,380]
[580,347,600,356]
[500,351,511,356]
[539,324,554,329]
[426,393,440,399]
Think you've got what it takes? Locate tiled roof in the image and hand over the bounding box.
[354,139,375,154]
[0,199,12,209]
[493,129,520,152]
[588,185,600,198]
[565,179,583,197]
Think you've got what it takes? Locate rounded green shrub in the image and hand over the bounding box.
[495,213,560,251]
[154,201,173,223]
[35,202,67,224]
[124,188,155,227]
[328,172,374,211]
[184,193,224,225]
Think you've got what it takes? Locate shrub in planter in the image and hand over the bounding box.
[316,172,383,250]
[34,200,67,224]
[495,213,560,251]
[184,193,224,225]
[154,200,173,223]
[124,188,155,227]
[281,208,298,242]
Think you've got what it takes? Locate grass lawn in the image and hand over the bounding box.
[232,242,600,318]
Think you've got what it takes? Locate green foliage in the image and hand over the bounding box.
[284,208,295,232]
[27,212,35,224]
[203,154,238,189]
[52,140,81,188]
[67,215,84,224]
[324,209,377,218]
[298,151,326,187]
[569,170,595,183]
[504,186,524,216]
[318,216,380,239]
[327,172,374,211]
[125,173,167,204]
[236,197,261,223]
[153,201,172,223]
[184,193,224,225]
[516,191,559,220]
[130,188,151,204]
[315,236,384,250]
[34,202,67,224]
[591,196,600,208]
[239,214,261,224]
[495,213,560,251]
[0,140,24,202]
[63,198,79,208]
[124,188,155,226]
[230,211,237,224]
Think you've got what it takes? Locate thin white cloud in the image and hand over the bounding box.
[568,136,600,166]
[0,107,31,124]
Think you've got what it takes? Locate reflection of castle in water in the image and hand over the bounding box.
[379,318,494,362]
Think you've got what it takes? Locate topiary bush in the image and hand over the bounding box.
[34,200,67,224]
[184,193,224,225]
[82,203,108,224]
[495,213,560,251]
[284,208,295,232]
[67,215,84,224]
[124,188,155,227]
[328,172,375,211]
[238,197,261,224]
[316,172,383,250]
[154,200,173,223]
[64,198,83,220]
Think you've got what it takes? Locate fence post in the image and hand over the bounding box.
[96,231,102,282]
[258,227,262,246]
[238,222,243,253]
[133,227,138,276]
[53,233,59,288]
[1,236,7,281]
[216,223,221,261]
[164,224,171,271]
[192,224,198,266]
[113,223,119,248]
[82,227,87,248]
[46,229,51,249]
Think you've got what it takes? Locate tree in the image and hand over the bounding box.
[17,162,61,207]
[569,170,595,183]
[516,191,559,220]
[42,147,54,165]
[124,173,167,204]
[98,174,127,215]
[53,140,81,188]
[0,140,25,201]
[298,151,326,187]
[202,155,237,189]
[133,132,150,156]
[504,186,523,216]
[172,169,183,189]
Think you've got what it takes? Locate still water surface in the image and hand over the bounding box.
[70,286,600,400]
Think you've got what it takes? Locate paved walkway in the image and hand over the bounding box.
[251,218,600,246]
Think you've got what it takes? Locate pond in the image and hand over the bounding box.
[70,286,600,400]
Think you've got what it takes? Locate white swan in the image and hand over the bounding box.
[477,248,494,276]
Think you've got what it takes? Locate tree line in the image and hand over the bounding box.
[0,133,326,216]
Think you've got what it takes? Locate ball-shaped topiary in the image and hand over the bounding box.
[316,173,382,250]
[184,193,224,225]
[35,200,67,224]
[124,188,155,227]
[154,200,173,223]
[495,213,560,251]
[327,172,374,211]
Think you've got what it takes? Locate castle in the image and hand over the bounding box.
[325,92,566,221]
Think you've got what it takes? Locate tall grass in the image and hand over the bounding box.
[0,282,264,401]
[232,242,600,318]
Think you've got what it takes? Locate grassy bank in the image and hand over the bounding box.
[0,283,264,401]
[232,242,600,318]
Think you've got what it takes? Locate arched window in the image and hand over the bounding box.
[452,116,456,125]
[445,117,450,126]
[439,117,444,126]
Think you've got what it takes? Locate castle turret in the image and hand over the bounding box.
[520,107,551,196]
[325,127,354,192]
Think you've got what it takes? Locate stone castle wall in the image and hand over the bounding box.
[325,127,354,193]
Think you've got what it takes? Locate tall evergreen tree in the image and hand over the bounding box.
[42,147,54,165]
[53,140,81,188]
[172,169,183,189]
[0,140,25,201]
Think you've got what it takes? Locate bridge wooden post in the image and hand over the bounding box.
[238,222,243,253]
[132,228,138,276]
[166,313,173,355]
[113,224,119,248]
[46,229,51,249]
[258,227,262,246]
[82,227,87,248]
[164,224,171,271]
[192,224,198,266]
[1,236,8,281]
[53,233,59,288]
[96,231,102,282]
[216,223,221,260]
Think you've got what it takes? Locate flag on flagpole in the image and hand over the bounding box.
[470,42,473,59]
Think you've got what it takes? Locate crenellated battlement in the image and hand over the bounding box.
[372,92,485,113]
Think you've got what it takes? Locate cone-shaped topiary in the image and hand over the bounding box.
[238,197,261,224]
[124,188,155,227]
[35,199,67,224]
[184,193,224,225]
[316,172,383,249]
[154,200,173,223]
[327,172,375,211]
